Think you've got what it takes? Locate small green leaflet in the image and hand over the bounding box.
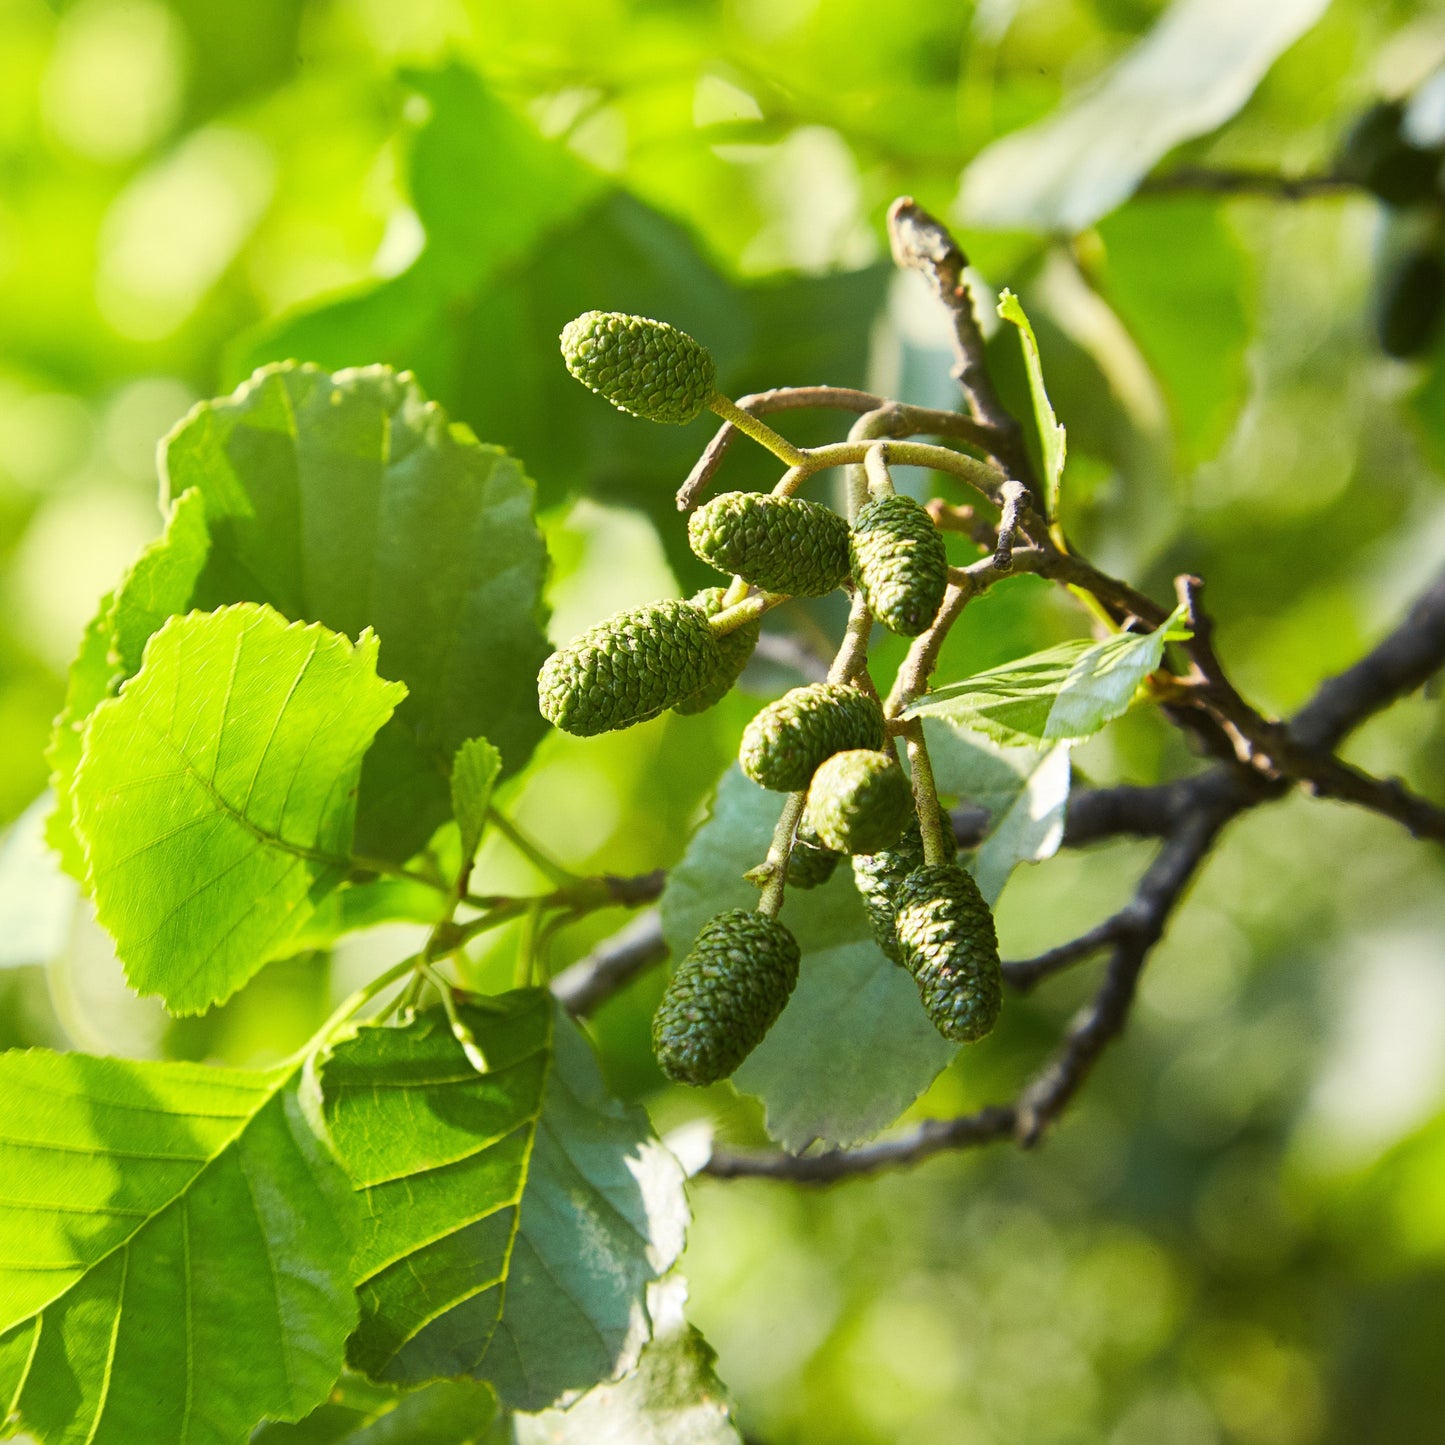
[0,1049,357,1445]
[452,737,502,870]
[162,360,551,864]
[321,993,688,1411]
[997,290,1066,522]
[73,604,407,1014]
[904,604,1190,746]
[46,486,212,879]
[515,1276,742,1444]
[662,768,954,1151]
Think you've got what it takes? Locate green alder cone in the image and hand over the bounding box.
[673,586,761,715]
[652,908,802,1085]
[851,819,926,964]
[739,682,885,792]
[559,310,717,424]
[787,829,842,889]
[801,748,914,855]
[538,598,721,736]
[893,863,1002,1044]
[849,494,949,636]
[689,491,851,598]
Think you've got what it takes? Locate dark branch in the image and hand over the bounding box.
[552,911,667,1016]
[1289,568,1445,751]
[886,196,1038,493]
[1139,167,1359,201]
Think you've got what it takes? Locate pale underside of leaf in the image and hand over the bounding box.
[957,0,1331,232]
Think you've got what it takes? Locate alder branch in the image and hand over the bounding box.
[552,910,666,1016]
[701,566,1445,1183]
[1138,167,1359,201]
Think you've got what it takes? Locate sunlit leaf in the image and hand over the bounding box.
[162,360,551,864]
[904,605,1189,746]
[321,993,688,1410]
[452,737,501,871]
[73,604,406,1014]
[46,488,212,878]
[997,289,1066,520]
[0,1049,356,1444]
[958,0,1331,232]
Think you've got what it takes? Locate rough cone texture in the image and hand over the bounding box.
[538,599,721,736]
[893,863,1002,1043]
[802,749,913,855]
[851,820,925,964]
[689,491,851,598]
[787,829,841,889]
[739,683,885,792]
[652,909,801,1085]
[849,494,949,636]
[674,586,761,715]
[560,311,716,425]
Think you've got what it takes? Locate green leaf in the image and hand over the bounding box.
[251,1379,499,1444]
[72,604,407,1014]
[320,993,688,1410]
[514,1276,742,1444]
[925,724,1071,901]
[958,0,1330,231]
[162,361,551,865]
[904,605,1190,746]
[661,768,954,1151]
[231,65,886,594]
[0,1049,357,1444]
[997,290,1066,521]
[452,738,502,870]
[47,488,213,879]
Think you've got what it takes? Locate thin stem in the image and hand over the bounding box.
[800,440,1003,502]
[710,592,787,636]
[828,589,874,686]
[708,393,808,467]
[758,791,809,918]
[303,951,424,1059]
[422,962,491,1073]
[901,720,950,865]
[486,809,578,887]
[864,441,894,501]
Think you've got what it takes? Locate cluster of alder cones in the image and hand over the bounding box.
[536,311,1002,1086]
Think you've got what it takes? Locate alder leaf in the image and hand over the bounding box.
[997,290,1066,522]
[161,360,551,864]
[72,604,406,1014]
[904,605,1190,746]
[958,0,1330,232]
[926,723,1071,901]
[250,1378,499,1444]
[320,992,688,1411]
[0,1049,357,1445]
[661,768,954,1151]
[451,737,502,870]
[46,486,212,878]
[514,1275,742,1444]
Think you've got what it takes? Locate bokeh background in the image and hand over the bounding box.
[2,1,1444,1441]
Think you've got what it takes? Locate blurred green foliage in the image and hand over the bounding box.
[1,0,1443,1440]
